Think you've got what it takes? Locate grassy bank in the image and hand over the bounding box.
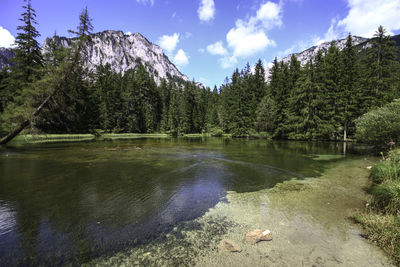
[354,148,400,265]
[6,131,274,144]
[102,133,168,140]
[13,134,95,143]
[10,133,169,144]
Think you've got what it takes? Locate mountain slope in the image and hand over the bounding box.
[265,34,399,79]
[0,47,14,70]
[277,36,369,67]
[0,30,189,84]
[42,30,189,84]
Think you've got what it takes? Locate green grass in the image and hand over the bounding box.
[13,134,95,143]
[354,212,400,265]
[182,133,209,138]
[102,133,169,140]
[6,131,264,144]
[356,148,400,265]
[8,133,171,143]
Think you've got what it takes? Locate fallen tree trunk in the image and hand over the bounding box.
[0,32,86,145]
[0,89,58,145]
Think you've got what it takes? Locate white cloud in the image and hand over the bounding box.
[158,33,180,54]
[0,26,15,48]
[226,19,276,58]
[298,0,400,59]
[338,0,400,37]
[174,49,189,66]
[207,1,281,69]
[277,0,400,66]
[206,41,228,56]
[255,1,282,29]
[125,31,132,35]
[219,56,238,69]
[225,1,280,60]
[136,0,154,6]
[198,0,215,22]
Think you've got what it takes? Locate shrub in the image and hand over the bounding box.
[355,99,400,149]
[209,127,224,137]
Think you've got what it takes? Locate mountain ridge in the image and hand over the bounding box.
[0,30,189,85]
[1,32,400,85]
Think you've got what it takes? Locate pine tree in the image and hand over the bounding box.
[205,86,220,130]
[1,7,95,143]
[95,64,123,132]
[321,42,342,139]
[339,34,361,140]
[221,69,251,136]
[361,25,400,110]
[168,86,183,135]
[250,59,267,120]
[11,0,43,85]
[159,79,171,132]
[255,96,276,133]
[272,61,290,138]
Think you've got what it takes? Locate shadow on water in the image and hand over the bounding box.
[0,138,369,265]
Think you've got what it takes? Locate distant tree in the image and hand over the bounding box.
[339,34,361,140]
[251,59,267,112]
[94,64,123,132]
[255,96,276,133]
[270,61,290,138]
[361,25,400,109]
[168,86,184,135]
[321,42,342,139]
[159,79,171,132]
[205,86,220,130]
[221,68,254,136]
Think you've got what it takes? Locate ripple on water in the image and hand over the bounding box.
[0,204,16,237]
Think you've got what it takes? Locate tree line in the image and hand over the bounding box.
[221,28,400,140]
[0,1,400,142]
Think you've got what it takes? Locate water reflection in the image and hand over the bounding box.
[0,139,362,265]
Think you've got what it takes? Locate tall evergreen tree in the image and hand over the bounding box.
[361,26,400,110]
[11,0,43,85]
[339,34,361,140]
[1,7,95,143]
[322,42,342,139]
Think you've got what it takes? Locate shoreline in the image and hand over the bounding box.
[87,157,393,266]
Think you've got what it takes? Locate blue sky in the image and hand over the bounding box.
[1,0,400,87]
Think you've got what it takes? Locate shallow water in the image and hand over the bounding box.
[0,138,391,266]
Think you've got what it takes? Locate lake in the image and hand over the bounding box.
[0,138,392,266]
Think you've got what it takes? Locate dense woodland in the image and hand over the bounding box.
[1,2,400,142]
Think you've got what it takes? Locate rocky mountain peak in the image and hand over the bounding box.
[265,36,369,80]
[41,30,189,84]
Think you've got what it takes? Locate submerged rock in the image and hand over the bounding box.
[219,240,242,252]
[244,229,272,245]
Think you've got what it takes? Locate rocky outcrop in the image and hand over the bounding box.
[279,36,368,67]
[265,36,370,80]
[41,30,189,85]
[0,47,14,69]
